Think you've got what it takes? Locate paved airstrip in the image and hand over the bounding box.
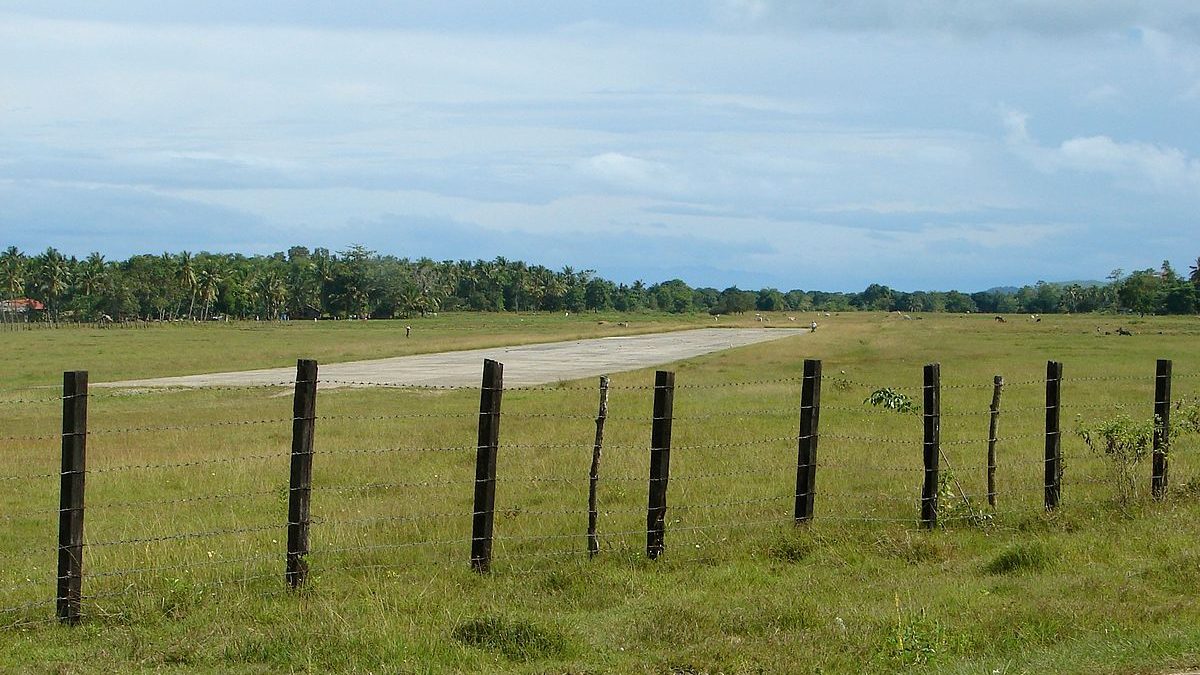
[100,327,808,389]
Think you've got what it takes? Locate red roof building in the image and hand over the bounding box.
[0,298,45,312]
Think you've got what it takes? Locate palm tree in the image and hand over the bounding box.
[0,246,25,300]
[175,251,197,319]
[1189,256,1200,286]
[310,248,335,316]
[76,252,107,297]
[253,269,287,320]
[196,267,223,320]
[37,247,71,322]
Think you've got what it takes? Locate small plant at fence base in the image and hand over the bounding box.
[1077,401,1200,508]
[864,388,920,414]
[936,468,991,527]
[1076,414,1154,509]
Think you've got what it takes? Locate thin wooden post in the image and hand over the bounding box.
[987,375,1003,508]
[587,375,610,557]
[920,364,940,528]
[286,359,317,589]
[471,359,503,573]
[1044,361,1063,511]
[646,370,675,560]
[1152,359,1172,501]
[794,359,822,523]
[57,371,87,624]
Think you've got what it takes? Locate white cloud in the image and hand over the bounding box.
[576,153,689,195]
[1005,110,1200,193]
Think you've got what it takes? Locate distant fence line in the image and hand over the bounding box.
[0,356,1193,626]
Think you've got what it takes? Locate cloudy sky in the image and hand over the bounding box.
[1,1,1198,291]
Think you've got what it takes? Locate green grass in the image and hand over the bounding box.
[1,311,1199,673]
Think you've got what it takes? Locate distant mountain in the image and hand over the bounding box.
[979,280,1106,294]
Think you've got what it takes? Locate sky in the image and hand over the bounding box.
[1,1,1198,292]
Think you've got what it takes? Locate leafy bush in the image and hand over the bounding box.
[865,388,920,414]
[1076,414,1154,508]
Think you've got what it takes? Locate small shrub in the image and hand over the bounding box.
[451,616,570,661]
[1076,414,1154,508]
[985,542,1054,575]
[865,388,920,414]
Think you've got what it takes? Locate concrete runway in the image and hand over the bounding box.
[100,327,808,389]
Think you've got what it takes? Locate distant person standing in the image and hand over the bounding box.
[810,320,817,333]
[405,325,411,338]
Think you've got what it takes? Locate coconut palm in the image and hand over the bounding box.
[196,267,223,320]
[253,269,287,320]
[76,252,107,297]
[36,247,71,321]
[175,251,197,319]
[0,246,25,300]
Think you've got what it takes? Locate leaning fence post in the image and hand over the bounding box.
[920,363,940,529]
[286,359,317,589]
[57,370,87,624]
[646,370,675,560]
[471,359,503,573]
[794,359,822,523]
[587,375,610,557]
[1044,360,1063,511]
[1152,359,1172,501]
[987,375,1003,508]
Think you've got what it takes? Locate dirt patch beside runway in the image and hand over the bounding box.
[99,328,807,389]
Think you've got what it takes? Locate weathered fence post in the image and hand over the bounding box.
[1044,360,1063,511]
[1152,359,1172,501]
[987,375,1003,508]
[587,375,610,557]
[646,370,675,560]
[794,359,822,523]
[471,359,503,573]
[57,370,87,624]
[920,363,940,529]
[286,359,317,589]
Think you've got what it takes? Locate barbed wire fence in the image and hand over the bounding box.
[0,356,1195,626]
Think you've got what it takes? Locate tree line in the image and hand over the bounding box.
[0,245,1197,322]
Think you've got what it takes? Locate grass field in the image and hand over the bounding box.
[1,311,1199,673]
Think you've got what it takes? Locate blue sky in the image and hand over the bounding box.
[1,1,1198,291]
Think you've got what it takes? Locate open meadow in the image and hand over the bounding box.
[1,311,1199,673]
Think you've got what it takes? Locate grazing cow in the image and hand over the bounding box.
[995,316,1006,323]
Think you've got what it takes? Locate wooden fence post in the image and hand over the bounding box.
[1152,359,1172,501]
[920,363,940,529]
[646,370,675,560]
[794,359,822,523]
[987,375,1003,508]
[57,370,87,624]
[471,359,503,573]
[286,359,317,589]
[1044,361,1063,511]
[587,375,610,557]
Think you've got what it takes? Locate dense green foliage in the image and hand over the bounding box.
[2,245,1198,322]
